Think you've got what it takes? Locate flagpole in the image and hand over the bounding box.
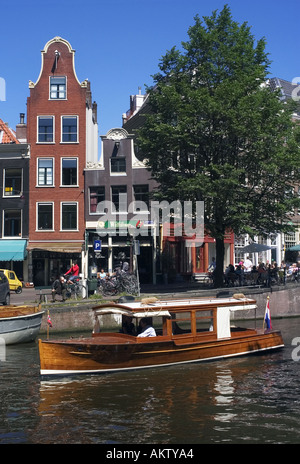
[263,295,271,331]
[47,309,49,340]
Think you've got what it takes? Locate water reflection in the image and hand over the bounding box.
[1,318,300,443]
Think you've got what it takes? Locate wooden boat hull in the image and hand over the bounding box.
[39,329,284,377]
[0,306,44,345]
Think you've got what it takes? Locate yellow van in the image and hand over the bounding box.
[0,269,22,293]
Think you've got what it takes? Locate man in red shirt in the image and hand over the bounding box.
[65,260,79,283]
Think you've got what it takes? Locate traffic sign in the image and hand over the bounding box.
[94,240,101,252]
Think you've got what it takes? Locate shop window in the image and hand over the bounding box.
[4,168,22,196]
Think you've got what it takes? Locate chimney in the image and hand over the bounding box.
[16,113,27,143]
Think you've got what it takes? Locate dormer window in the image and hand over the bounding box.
[50,76,66,99]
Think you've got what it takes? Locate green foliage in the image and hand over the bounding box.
[137,5,300,285]
[138,5,300,235]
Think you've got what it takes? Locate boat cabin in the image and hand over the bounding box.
[92,296,257,341]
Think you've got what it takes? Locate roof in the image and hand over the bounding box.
[268,77,300,115]
[0,118,19,144]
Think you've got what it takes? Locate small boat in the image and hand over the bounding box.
[38,295,284,377]
[0,305,44,345]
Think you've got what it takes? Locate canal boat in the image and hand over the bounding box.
[38,295,284,377]
[0,305,44,345]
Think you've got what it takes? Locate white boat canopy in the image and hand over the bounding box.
[94,308,172,319]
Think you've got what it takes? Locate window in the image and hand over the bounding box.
[37,203,53,230]
[3,209,21,237]
[4,168,22,196]
[38,116,54,143]
[172,312,191,335]
[61,158,77,186]
[195,311,214,333]
[111,186,127,212]
[133,185,149,210]
[50,76,66,99]
[89,187,105,213]
[61,203,77,230]
[38,158,54,186]
[62,116,78,142]
[110,157,126,173]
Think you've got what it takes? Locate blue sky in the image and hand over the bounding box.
[0,0,299,140]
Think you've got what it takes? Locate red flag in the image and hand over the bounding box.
[47,314,52,328]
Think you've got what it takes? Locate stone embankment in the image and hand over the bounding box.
[39,283,300,334]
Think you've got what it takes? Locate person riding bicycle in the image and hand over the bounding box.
[65,261,79,284]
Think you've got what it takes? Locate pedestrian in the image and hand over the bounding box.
[51,275,67,302]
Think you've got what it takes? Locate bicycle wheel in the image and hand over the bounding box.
[102,282,118,296]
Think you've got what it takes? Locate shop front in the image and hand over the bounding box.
[27,242,83,286]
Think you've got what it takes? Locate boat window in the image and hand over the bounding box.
[195,311,214,333]
[171,312,191,335]
[136,316,166,336]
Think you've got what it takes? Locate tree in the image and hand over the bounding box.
[137,5,300,287]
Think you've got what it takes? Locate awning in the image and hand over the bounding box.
[27,242,83,253]
[0,240,27,261]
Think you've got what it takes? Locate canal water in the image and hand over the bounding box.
[1,317,300,445]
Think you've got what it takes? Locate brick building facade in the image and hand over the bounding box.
[26,37,98,285]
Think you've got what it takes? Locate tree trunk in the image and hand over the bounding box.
[214,237,225,288]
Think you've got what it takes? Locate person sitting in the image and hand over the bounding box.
[120,316,136,336]
[207,257,216,272]
[65,260,79,283]
[99,269,107,279]
[51,276,67,302]
[137,318,156,337]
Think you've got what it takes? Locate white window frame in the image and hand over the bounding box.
[36,202,54,232]
[49,76,67,100]
[61,115,78,143]
[60,157,78,187]
[60,202,78,231]
[37,157,55,187]
[37,116,55,144]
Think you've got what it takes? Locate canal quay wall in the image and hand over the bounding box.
[39,283,300,334]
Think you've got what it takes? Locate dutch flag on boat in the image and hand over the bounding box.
[47,314,52,328]
[264,297,272,330]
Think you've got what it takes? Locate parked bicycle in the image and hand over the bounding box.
[64,276,86,299]
[98,271,139,297]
